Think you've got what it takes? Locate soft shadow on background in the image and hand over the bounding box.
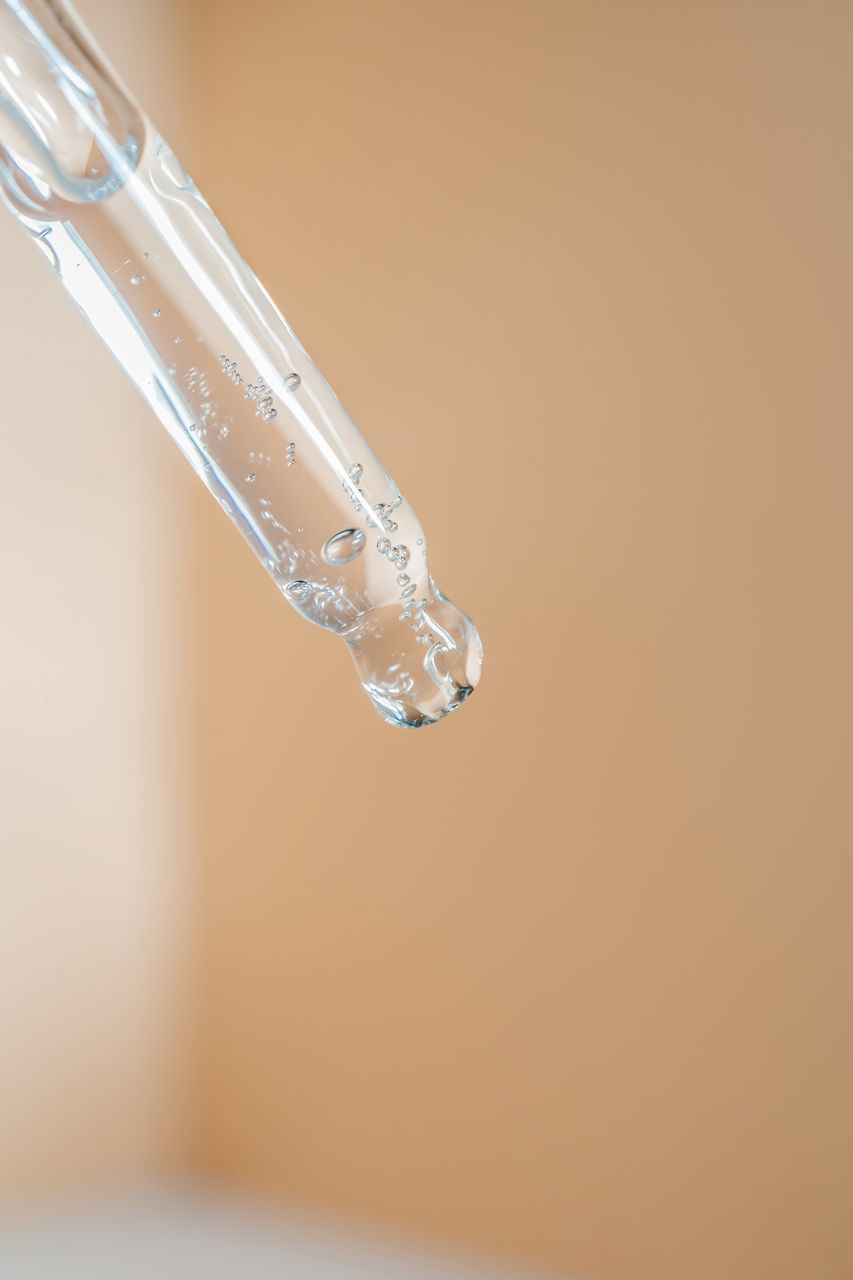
[2,2,852,1279]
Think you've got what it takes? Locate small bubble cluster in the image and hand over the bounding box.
[244,377,277,422]
[258,498,288,536]
[130,273,143,285]
[401,594,438,646]
[186,367,212,398]
[286,443,296,467]
[182,368,217,447]
[374,495,402,532]
[218,354,243,386]
[376,536,410,572]
[343,462,365,512]
[372,525,436,643]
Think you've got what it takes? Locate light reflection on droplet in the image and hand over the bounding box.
[322,528,366,565]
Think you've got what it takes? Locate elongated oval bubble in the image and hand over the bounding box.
[322,528,365,565]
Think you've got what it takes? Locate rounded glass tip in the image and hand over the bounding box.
[346,583,483,728]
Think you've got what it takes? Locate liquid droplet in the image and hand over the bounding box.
[284,373,301,392]
[286,580,313,602]
[323,528,366,565]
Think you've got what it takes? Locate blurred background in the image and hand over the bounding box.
[1,1,852,1278]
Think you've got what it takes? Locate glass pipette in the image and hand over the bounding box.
[0,0,483,727]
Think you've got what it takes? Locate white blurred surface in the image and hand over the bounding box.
[0,1191,570,1280]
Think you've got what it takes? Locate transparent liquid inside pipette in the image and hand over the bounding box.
[3,127,482,726]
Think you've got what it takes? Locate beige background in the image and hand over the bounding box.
[2,2,852,1279]
[189,2,853,1278]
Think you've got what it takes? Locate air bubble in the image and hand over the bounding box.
[174,337,182,344]
[377,537,392,553]
[284,373,301,392]
[286,580,313,602]
[246,473,256,482]
[322,528,366,565]
[153,309,161,317]
[130,274,142,285]
[374,499,400,532]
